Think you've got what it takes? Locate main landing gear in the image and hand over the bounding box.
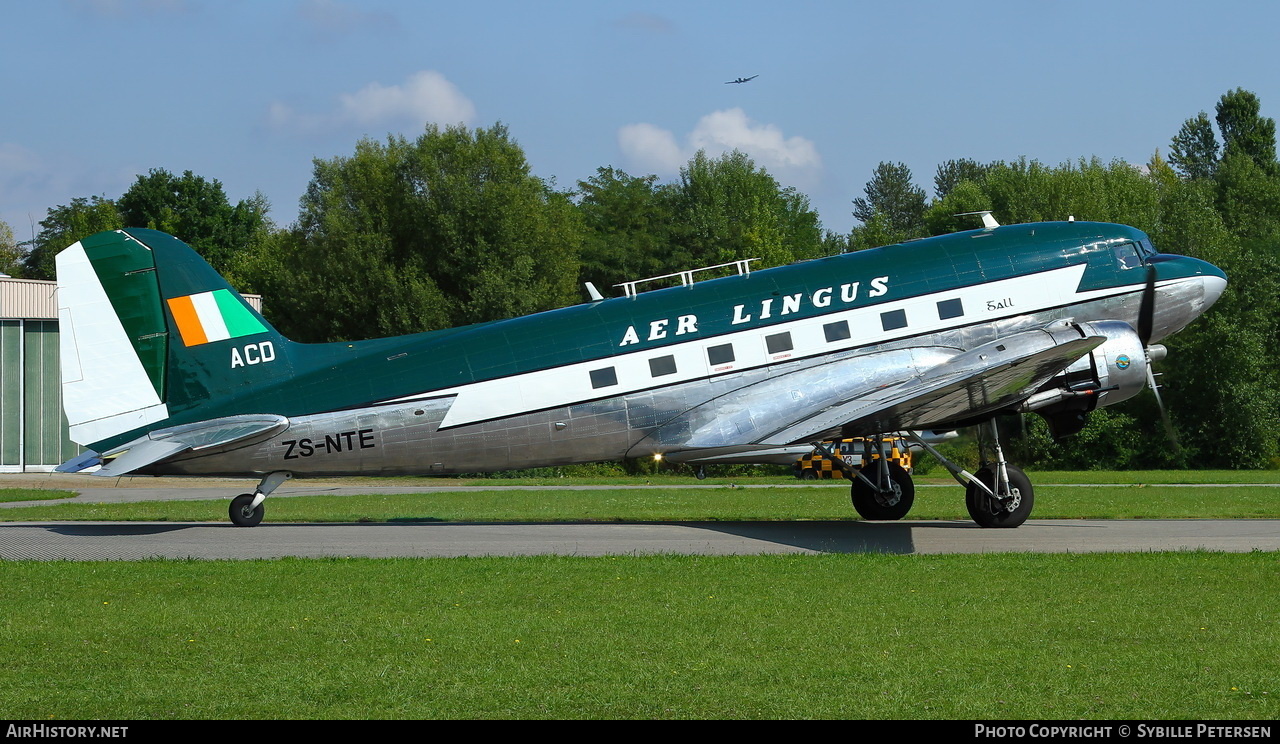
[816,421,1035,528]
[229,471,292,527]
[909,421,1034,528]
[811,438,915,521]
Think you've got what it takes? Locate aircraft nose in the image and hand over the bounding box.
[1168,255,1227,311]
[1201,272,1227,310]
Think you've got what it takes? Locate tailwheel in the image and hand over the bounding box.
[965,465,1034,528]
[229,493,265,527]
[850,460,915,520]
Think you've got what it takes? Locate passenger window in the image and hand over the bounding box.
[649,355,677,377]
[765,332,793,354]
[937,298,964,320]
[880,309,907,331]
[589,367,617,389]
[707,343,735,365]
[823,320,851,342]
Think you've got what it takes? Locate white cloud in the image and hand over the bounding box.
[618,123,685,174]
[689,109,820,170]
[339,71,475,127]
[268,70,476,135]
[619,108,821,185]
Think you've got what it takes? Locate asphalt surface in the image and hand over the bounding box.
[1,474,1277,559]
[3,518,1278,560]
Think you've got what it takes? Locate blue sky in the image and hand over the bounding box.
[3,0,1278,244]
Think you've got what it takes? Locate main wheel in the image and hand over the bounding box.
[229,493,264,527]
[850,460,915,520]
[965,465,1034,528]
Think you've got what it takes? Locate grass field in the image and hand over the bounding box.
[0,488,73,504]
[1,553,1276,720]
[3,472,1276,720]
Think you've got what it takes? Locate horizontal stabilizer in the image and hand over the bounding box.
[55,450,105,473]
[94,414,290,477]
[97,439,191,477]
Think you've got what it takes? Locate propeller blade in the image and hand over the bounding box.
[1145,360,1182,455]
[1137,263,1156,347]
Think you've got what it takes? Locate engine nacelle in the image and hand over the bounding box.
[1018,321,1155,438]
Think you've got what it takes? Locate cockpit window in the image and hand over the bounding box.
[1113,242,1143,270]
[1137,238,1157,256]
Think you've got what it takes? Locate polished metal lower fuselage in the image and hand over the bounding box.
[151,275,1216,477]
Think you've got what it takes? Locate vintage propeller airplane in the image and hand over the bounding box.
[55,216,1225,527]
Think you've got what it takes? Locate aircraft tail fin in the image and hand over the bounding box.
[56,228,293,450]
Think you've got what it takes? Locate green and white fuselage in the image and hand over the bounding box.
[56,222,1225,481]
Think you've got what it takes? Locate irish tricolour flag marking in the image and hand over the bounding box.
[167,289,266,347]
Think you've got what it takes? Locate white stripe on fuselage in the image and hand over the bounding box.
[382,264,1163,429]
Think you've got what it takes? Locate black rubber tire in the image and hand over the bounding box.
[800,469,818,481]
[229,493,264,527]
[965,465,1034,528]
[850,460,915,520]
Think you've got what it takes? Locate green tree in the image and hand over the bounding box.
[1168,112,1220,180]
[922,179,992,235]
[847,212,907,252]
[258,123,585,341]
[248,228,453,344]
[820,229,850,255]
[1213,151,1280,241]
[117,169,272,280]
[21,196,123,280]
[1008,409,1150,470]
[851,161,927,241]
[924,157,1162,236]
[0,219,19,276]
[575,167,678,293]
[1160,243,1280,468]
[669,150,823,271]
[933,158,989,199]
[1215,88,1277,172]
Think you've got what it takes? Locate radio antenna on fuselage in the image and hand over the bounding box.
[956,210,1000,229]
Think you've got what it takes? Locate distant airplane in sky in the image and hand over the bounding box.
[725,75,758,84]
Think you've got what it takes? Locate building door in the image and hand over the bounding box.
[0,319,77,471]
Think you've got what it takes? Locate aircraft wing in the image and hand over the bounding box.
[60,414,290,477]
[759,334,1104,445]
[636,321,1105,453]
